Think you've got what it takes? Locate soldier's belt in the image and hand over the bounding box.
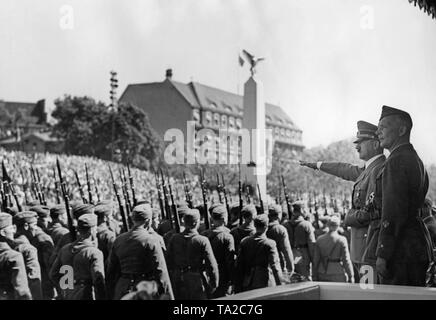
[121,272,155,280]
[73,279,93,286]
[295,244,308,249]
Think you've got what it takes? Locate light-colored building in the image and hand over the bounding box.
[119,69,304,161]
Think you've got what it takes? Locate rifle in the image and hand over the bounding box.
[281,175,293,221]
[2,161,22,211]
[200,168,210,230]
[120,167,132,214]
[221,173,230,221]
[216,173,223,204]
[238,164,243,225]
[160,169,172,227]
[85,163,93,205]
[166,174,181,233]
[74,170,87,204]
[108,165,129,232]
[313,192,320,229]
[35,168,47,205]
[56,158,76,242]
[153,169,165,221]
[30,165,43,205]
[93,176,101,203]
[183,172,193,209]
[19,167,30,205]
[53,167,61,204]
[127,164,137,207]
[257,183,264,214]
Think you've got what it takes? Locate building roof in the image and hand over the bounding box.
[124,79,301,131]
[0,99,47,126]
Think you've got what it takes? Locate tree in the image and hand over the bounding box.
[52,95,163,169]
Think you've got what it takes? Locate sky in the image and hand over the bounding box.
[1,0,436,164]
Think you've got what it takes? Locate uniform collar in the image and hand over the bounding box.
[365,154,384,169]
[388,142,412,157]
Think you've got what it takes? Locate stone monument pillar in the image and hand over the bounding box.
[241,76,267,201]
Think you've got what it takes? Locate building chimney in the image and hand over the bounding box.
[165,68,173,80]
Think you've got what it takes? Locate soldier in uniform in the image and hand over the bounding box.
[106,204,173,300]
[30,205,51,234]
[47,205,69,247]
[283,201,316,280]
[163,203,188,248]
[266,204,295,278]
[375,106,429,286]
[227,203,240,230]
[50,204,94,265]
[94,203,116,264]
[1,213,42,299]
[235,214,283,293]
[50,214,106,300]
[14,211,55,300]
[201,204,235,298]
[312,216,354,282]
[300,120,385,281]
[0,213,32,300]
[167,209,219,300]
[230,204,257,252]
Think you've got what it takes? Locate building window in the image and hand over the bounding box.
[286,130,291,138]
[229,117,235,129]
[193,109,200,123]
[280,128,285,137]
[214,113,220,127]
[204,111,212,126]
[221,114,227,127]
[275,127,280,137]
[236,118,242,129]
[209,102,217,109]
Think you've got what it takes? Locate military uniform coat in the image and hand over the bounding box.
[230,224,256,252]
[96,224,116,264]
[106,226,173,300]
[0,242,31,300]
[9,236,42,300]
[376,143,429,286]
[235,233,282,293]
[27,229,55,300]
[283,216,316,279]
[267,221,295,273]
[202,226,235,298]
[320,158,386,263]
[50,238,106,300]
[48,222,69,247]
[313,231,354,282]
[167,229,219,300]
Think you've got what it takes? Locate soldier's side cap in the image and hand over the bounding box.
[13,211,38,226]
[354,120,379,143]
[29,205,51,218]
[268,204,282,218]
[327,215,341,227]
[177,203,190,217]
[94,203,113,218]
[50,205,66,219]
[241,204,257,219]
[132,204,153,220]
[184,209,200,225]
[73,204,94,219]
[379,105,413,127]
[0,213,12,229]
[292,200,305,212]
[211,204,227,220]
[77,213,97,229]
[254,214,269,228]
